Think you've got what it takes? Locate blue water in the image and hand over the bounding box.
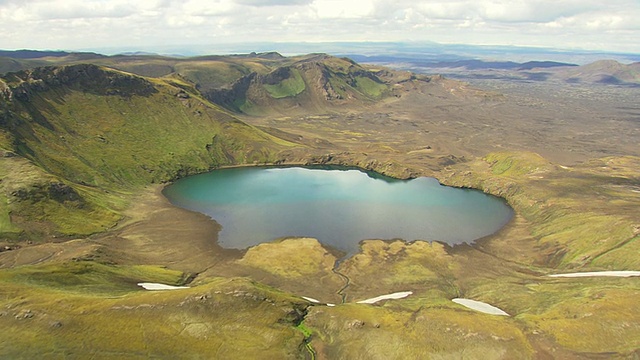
[162,166,513,255]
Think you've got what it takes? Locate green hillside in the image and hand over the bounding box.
[202,55,391,116]
[0,64,295,239]
[1,52,393,116]
[0,54,395,238]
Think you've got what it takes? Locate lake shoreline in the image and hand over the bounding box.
[162,165,514,255]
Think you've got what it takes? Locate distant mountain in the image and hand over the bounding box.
[345,55,577,71]
[115,51,161,56]
[0,50,107,75]
[350,53,640,86]
[0,57,35,74]
[203,54,394,115]
[517,61,578,70]
[0,49,103,59]
[0,49,71,59]
[419,59,577,71]
[244,51,286,60]
[553,60,640,85]
[0,51,403,115]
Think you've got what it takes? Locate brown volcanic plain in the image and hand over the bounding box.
[0,52,639,359]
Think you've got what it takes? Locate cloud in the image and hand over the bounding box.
[0,0,638,53]
[234,0,312,6]
[180,0,238,17]
[39,1,135,20]
[311,0,375,19]
[478,0,597,23]
[402,0,602,23]
[0,0,152,21]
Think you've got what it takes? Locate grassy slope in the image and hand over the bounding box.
[263,68,306,99]
[0,65,295,238]
[209,55,392,116]
[0,57,37,74]
[176,58,275,92]
[0,156,123,238]
[429,152,640,355]
[3,53,391,118]
[306,303,533,360]
[319,56,388,100]
[0,63,309,358]
[442,152,640,269]
[0,267,308,359]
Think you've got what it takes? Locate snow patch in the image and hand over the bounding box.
[452,298,509,316]
[356,291,413,304]
[302,296,321,303]
[137,282,189,291]
[548,271,640,278]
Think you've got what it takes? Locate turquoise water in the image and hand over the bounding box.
[162,166,513,255]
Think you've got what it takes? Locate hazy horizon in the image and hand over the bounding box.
[1,0,639,55]
[3,40,639,66]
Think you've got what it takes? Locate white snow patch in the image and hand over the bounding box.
[548,271,640,278]
[326,303,336,307]
[452,298,509,316]
[137,282,189,291]
[302,296,321,303]
[356,291,413,304]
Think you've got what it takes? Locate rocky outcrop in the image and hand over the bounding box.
[205,56,390,113]
[204,72,257,111]
[11,181,83,205]
[318,65,342,100]
[4,64,157,102]
[297,151,421,179]
[262,66,293,85]
[254,51,285,60]
[0,79,10,100]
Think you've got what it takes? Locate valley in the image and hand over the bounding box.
[0,51,638,359]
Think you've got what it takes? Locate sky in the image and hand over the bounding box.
[0,0,639,54]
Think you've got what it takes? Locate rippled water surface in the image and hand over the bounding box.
[163,167,513,255]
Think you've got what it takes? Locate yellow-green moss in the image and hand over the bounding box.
[263,68,306,99]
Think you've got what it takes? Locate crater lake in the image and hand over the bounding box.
[162,166,513,255]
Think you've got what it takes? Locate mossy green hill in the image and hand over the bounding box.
[0,63,295,239]
[441,152,640,270]
[0,53,403,239]
[1,52,394,116]
[226,54,389,115]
